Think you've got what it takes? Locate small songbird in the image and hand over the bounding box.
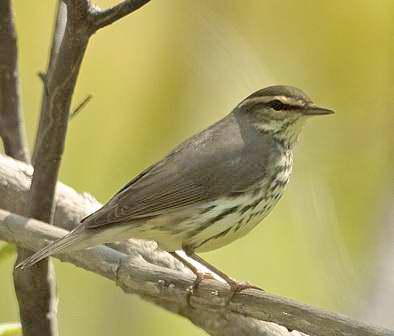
[17,85,333,294]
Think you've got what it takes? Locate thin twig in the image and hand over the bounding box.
[91,0,152,31]
[33,1,67,163]
[69,94,93,119]
[37,72,49,97]
[47,1,67,75]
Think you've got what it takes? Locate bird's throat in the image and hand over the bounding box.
[272,118,306,150]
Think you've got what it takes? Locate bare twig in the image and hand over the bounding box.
[90,0,152,31]
[47,1,67,75]
[37,72,49,97]
[0,208,391,336]
[0,155,392,336]
[0,0,29,162]
[32,1,66,163]
[69,94,93,119]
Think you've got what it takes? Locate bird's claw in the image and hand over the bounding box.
[226,279,263,306]
[186,272,214,308]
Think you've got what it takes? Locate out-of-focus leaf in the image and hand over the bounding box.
[0,243,15,263]
[0,323,21,336]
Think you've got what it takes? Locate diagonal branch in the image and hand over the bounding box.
[1,209,391,336]
[90,0,152,31]
[0,155,392,336]
[0,154,298,336]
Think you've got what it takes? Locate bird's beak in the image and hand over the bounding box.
[303,105,335,116]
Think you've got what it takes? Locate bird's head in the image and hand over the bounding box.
[235,85,334,148]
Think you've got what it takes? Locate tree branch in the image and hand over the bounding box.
[90,0,152,31]
[0,155,392,336]
[29,1,90,222]
[0,2,54,335]
[0,0,29,162]
[0,154,297,336]
[1,210,391,336]
[32,1,67,164]
[11,2,71,335]
[10,1,154,335]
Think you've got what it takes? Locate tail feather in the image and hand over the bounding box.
[16,225,86,269]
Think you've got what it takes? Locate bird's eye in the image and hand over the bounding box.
[268,100,285,111]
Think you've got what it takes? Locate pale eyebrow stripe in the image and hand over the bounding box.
[239,95,305,108]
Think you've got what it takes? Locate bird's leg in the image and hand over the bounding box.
[185,251,263,304]
[170,251,214,307]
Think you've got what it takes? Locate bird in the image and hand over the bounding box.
[17,85,333,296]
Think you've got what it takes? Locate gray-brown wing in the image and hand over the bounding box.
[83,114,273,228]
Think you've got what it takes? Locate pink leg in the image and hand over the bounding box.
[185,251,263,304]
[170,251,214,307]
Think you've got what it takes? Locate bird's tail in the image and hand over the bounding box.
[15,225,87,269]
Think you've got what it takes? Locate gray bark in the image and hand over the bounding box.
[0,0,29,162]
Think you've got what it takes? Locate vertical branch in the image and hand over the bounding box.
[11,1,151,335]
[0,2,58,335]
[32,1,67,163]
[29,2,90,220]
[0,0,29,162]
[14,2,90,336]
[0,1,43,333]
[12,3,66,336]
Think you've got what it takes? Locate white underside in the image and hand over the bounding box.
[78,151,293,254]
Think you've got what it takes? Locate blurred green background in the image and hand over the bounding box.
[1,0,393,335]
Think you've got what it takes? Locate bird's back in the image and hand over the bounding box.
[82,113,284,229]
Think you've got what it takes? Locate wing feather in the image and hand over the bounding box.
[82,114,273,229]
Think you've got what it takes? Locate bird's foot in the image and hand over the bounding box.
[186,271,214,308]
[225,279,263,306]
